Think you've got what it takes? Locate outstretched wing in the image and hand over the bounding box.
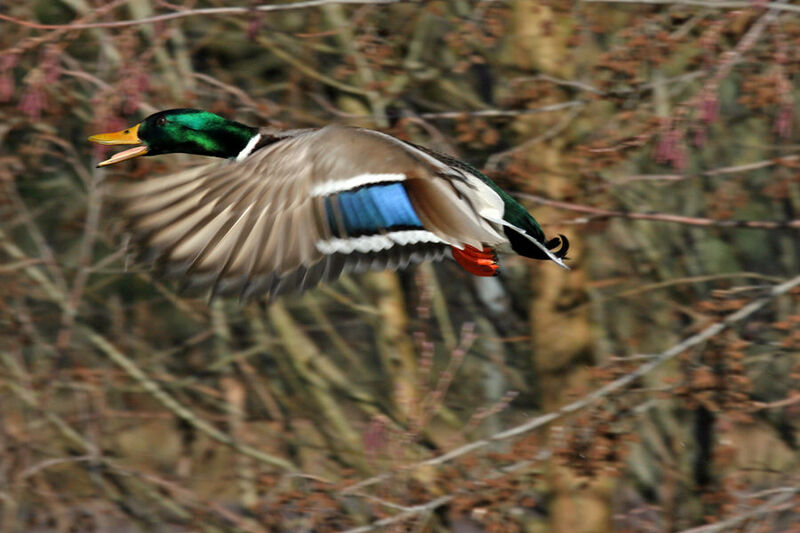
[113,125,507,299]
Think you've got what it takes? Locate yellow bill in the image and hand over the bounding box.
[88,123,148,167]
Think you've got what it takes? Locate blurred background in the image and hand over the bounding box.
[1,1,799,532]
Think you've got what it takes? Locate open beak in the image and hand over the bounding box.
[88,123,148,167]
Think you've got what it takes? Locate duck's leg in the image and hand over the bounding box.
[451,245,499,276]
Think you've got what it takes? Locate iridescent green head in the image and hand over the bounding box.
[88,109,258,167]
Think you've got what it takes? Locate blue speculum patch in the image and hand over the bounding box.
[324,182,423,237]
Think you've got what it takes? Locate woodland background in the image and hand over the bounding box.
[1,1,799,532]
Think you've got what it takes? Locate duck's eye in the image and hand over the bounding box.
[156,116,167,126]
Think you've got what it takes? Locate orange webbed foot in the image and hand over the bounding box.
[451,245,499,277]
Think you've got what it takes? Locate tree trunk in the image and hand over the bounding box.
[510,2,613,531]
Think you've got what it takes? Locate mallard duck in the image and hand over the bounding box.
[89,109,569,299]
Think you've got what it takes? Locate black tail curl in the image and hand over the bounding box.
[505,227,570,262]
[545,234,570,260]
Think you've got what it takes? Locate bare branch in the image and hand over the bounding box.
[520,71,705,96]
[676,488,799,533]
[418,101,584,120]
[611,155,800,185]
[341,495,454,533]
[0,0,404,31]
[518,193,800,230]
[310,98,584,121]
[582,0,800,14]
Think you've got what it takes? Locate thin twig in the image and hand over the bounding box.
[419,101,583,120]
[676,488,799,533]
[517,71,705,97]
[750,395,800,411]
[340,496,454,533]
[611,154,800,184]
[0,0,404,31]
[309,98,583,121]
[518,193,800,230]
[582,0,800,14]
[56,165,104,352]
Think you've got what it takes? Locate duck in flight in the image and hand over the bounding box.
[89,109,569,300]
